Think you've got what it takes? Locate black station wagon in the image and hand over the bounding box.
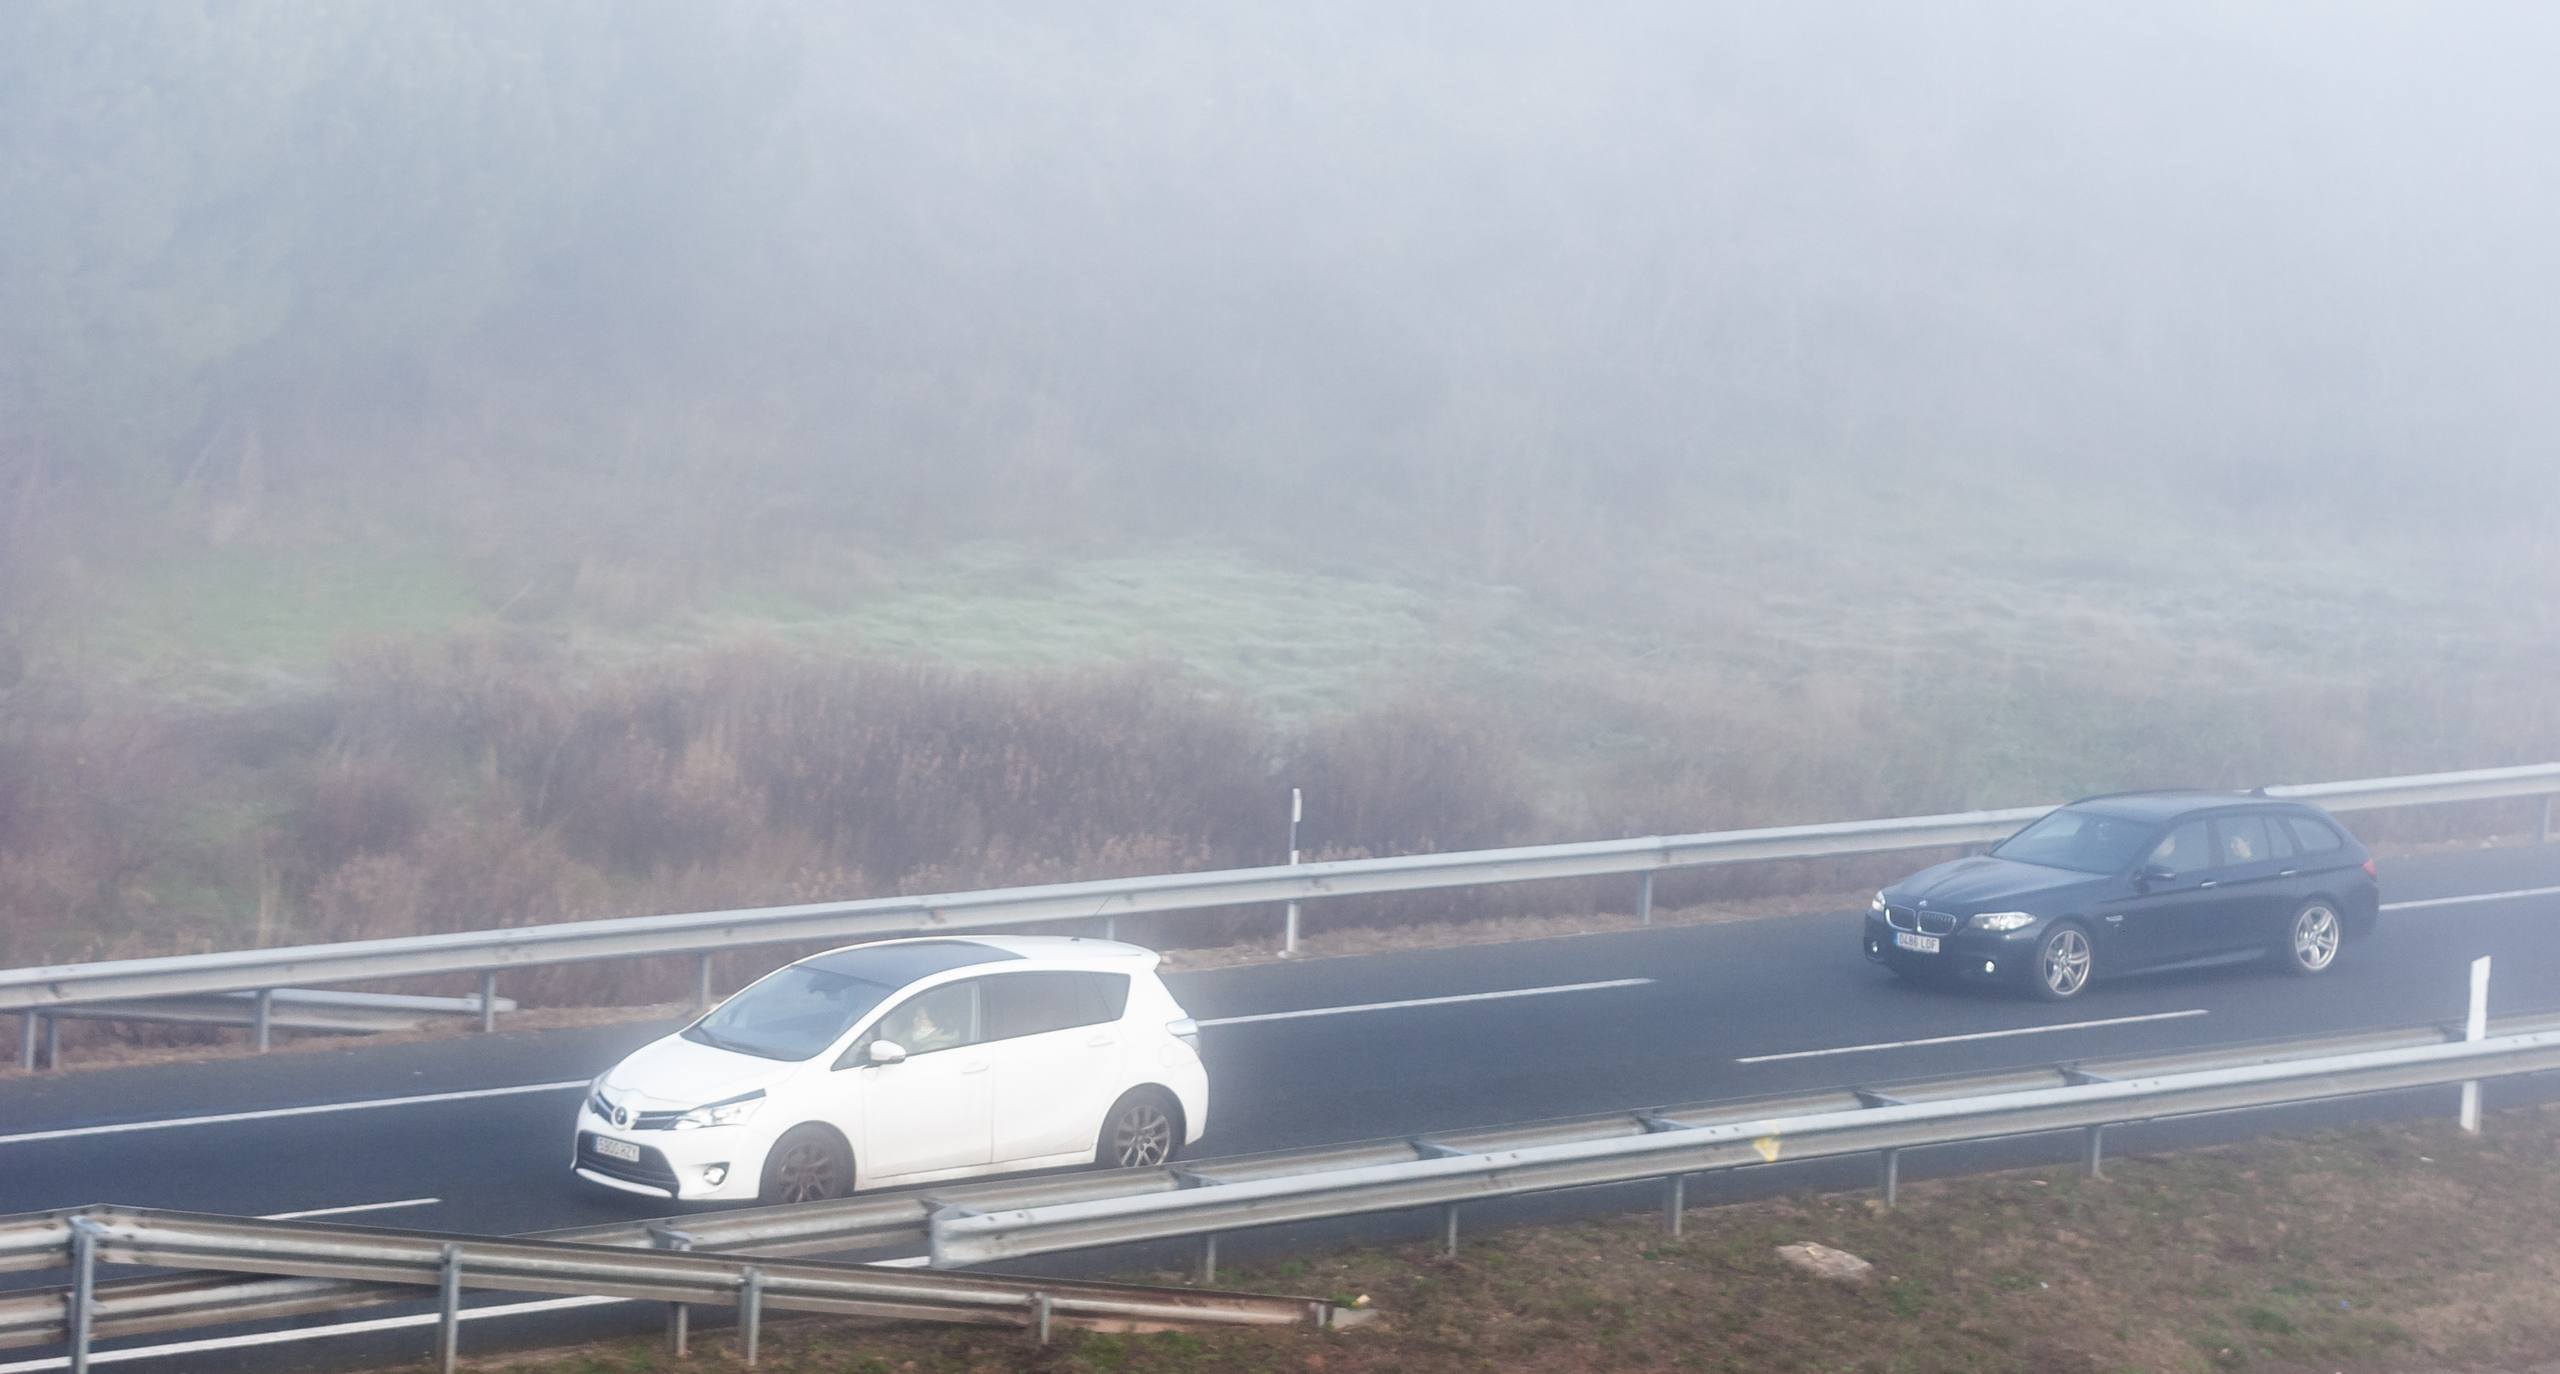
[1863,791,2380,1000]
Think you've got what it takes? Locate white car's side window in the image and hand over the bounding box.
[872,979,982,1056]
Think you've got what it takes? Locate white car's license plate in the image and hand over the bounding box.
[1893,932,1942,954]
[594,1136,642,1163]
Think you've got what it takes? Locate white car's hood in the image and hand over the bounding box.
[600,1032,803,1112]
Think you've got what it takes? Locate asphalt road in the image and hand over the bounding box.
[4,842,2557,1370]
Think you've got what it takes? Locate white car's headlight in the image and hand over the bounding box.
[1969,911,2037,932]
[673,1090,766,1130]
[1870,891,1888,914]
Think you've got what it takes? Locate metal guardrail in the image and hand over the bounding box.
[930,1025,2560,1268]
[7,762,2556,1067]
[0,1206,1354,1373]
[9,1009,2557,1356]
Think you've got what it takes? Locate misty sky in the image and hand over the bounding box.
[4,1,2556,532]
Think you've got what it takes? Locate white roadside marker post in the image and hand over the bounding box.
[2461,955,2490,1133]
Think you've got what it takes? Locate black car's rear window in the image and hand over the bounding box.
[1992,808,2158,874]
[2285,815,2345,854]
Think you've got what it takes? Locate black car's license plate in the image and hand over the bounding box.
[1893,931,1942,954]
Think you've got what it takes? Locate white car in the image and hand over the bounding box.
[573,936,1207,1204]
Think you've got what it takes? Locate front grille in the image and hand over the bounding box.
[1886,906,1958,936]
[577,1132,680,1192]
[593,1092,684,1131]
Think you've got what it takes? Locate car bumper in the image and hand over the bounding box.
[571,1107,774,1202]
[1863,915,2041,985]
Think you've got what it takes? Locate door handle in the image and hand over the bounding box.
[959,1060,990,1075]
[1085,1034,1118,1048]
[2278,869,2298,877]
[2197,880,2218,889]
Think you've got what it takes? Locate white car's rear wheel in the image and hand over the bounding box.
[1097,1089,1181,1169]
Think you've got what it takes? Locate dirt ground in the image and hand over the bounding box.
[470,1104,2560,1374]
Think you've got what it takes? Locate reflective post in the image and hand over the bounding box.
[2462,955,2491,1133]
[696,954,715,1013]
[436,1244,462,1374]
[1662,1174,1685,1234]
[16,1011,32,1072]
[253,989,273,1053]
[1282,787,1304,957]
[479,972,498,1033]
[2082,1125,2105,1180]
[1880,1148,1901,1208]
[67,1218,100,1374]
[1637,871,1655,927]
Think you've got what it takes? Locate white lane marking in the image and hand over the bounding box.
[2385,884,2560,912]
[1198,978,1654,1027]
[0,1253,939,1372]
[260,1197,441,1220]
[0,1080,588,1148]
[1735,1009,2210,1064]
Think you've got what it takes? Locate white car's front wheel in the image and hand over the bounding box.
[758,1125,854,1205]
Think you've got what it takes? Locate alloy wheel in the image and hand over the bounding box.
[1109,1100,1175,1168]
[2293,904,2341,971]
[2042,927,2092,998]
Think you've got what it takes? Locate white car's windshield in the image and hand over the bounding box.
[684,965,896,1061]
[1990,808,2157,874]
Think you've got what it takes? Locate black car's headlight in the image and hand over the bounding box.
[1870,891,1888,915]
[1968,911,2037,932]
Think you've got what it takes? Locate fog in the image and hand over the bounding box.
[6,0,2557,560]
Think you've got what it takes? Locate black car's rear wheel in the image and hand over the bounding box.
[2031,922,2094,1001]
[2278,900,2343,975]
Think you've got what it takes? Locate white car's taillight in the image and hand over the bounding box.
[1167,1016,1200,1052]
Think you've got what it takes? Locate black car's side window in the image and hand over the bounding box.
[2286,816,2345,855]
[2264,815,2297,860]
[2213,814,2275,868]
[2150,820,2212,877]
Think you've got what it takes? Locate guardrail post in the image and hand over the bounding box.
[44,1013,60,1071]
[696,954,715,1013]
[1198,1232,1218,1284]
[2081,1125,2105,1180]
[1441,1204,1461,1258]
[738,1266,764,1367]
[1283,902,1301,957]
[479,972,499,1033]
[1880,1148,1900,1208]
[436,1243,462,1374]
[1637,871,1655,926]
[16,1011,33,1071]
[1662,1174,1685,1234]
[2542,794,2554,845]
[1030,1291,1053,1345]
[2462,955,2491,1133]
[649,1223,696,1355]
[66,1218,100,1374]
[253,989,273,1053]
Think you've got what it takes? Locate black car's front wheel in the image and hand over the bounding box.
[2030,922,2094,1001]
[2278,900,2343,976]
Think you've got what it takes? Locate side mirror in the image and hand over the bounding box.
[2136,863,2175,887]
[866,1039,908,1066]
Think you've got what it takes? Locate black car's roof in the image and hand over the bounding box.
[2065,790,2314,822]
[797,939,1021,985]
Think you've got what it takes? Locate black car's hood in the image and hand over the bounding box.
[1888,855,2106,911]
